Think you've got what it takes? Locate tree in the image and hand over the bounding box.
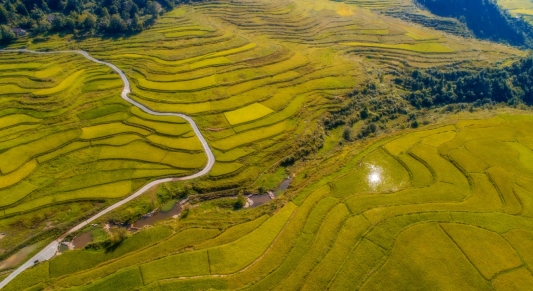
[0,25,16,43]
[98,15,110,31]
[180,206,190,219]
[234,190,246,209]
[0,0,168,35]
[131,3,139,16]
[108,14,126,32]
[65,0,81,13]
[98,7,110,30]
[83,13,97,31]
[100,7,110,18]
[47,0,64,10]
[342,126,351,141]
[35,18,51,32]
[160,0,174,10]
[145,1,158,15]
[121,0,134,19]
[103,227,129,250]
[51,14,65,30]
[16,3,29,16]
[130,13,142,31]
[30,7,44,20]
[358,122,378,138]
[64,15,75,30]
[360,108,369,119]
[0,6,8,24]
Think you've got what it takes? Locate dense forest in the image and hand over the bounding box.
[397,56,533,108]
[415,0,533,48]
[322,81,410,141]
[325,56,533,141]
[0,0,185,42]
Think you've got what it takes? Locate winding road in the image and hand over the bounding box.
[0,49,215,289]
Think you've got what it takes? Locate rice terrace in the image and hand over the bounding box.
[0,0,532,290]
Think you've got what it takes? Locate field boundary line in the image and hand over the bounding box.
[485,167,508,210]
[500,235,533,275]
[437,223,491,281]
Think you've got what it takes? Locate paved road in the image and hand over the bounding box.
[0,49,215,289]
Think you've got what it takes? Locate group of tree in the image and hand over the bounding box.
[322,81,411,142]
[323,56,532,142]
[397,56,533,108]
[0,0,189,43]
[415,0,533,48]
[280,127,325,167]
[0,23,15,42]
[85,227,130,251]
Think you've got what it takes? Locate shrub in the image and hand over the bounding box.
[234,191,246,209]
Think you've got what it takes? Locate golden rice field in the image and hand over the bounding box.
[0,0,527,280]
[0,53,206,212]
[0,52,205,256]
[6,114,533,291]
[9,0,521,191]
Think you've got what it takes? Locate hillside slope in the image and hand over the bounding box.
[0,0,531,288]
[6,113,533,291]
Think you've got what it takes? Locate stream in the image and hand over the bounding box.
[130,177,293,225]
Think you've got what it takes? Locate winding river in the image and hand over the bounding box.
[0,49,215,289]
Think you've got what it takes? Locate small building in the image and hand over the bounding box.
[46,15,56,22]
[12,28,26,37]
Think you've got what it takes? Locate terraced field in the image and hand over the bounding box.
[0,0,529,287]
[0,52,206,256]
[6,114,533,291]
[9,0,519,192]
[498,0,533,25]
